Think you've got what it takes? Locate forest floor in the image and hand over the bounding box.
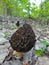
[0,19,49,65]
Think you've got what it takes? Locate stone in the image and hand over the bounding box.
[0,32,5,37]
[0,37,8,44]
[2,60,22,65]
[35,40,46,50]
[44,37,49,42]
[0,48,9,64]
[35,56,49,65]
[23,49,37,65]
[36,28,42,32]
[46,47,49,52]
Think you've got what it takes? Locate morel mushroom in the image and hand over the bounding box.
[9,23,36,58]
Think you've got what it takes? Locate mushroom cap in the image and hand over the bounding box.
[9,23,36,52]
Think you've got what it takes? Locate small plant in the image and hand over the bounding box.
[35,40,49,56]
[35,49,43,56]
[11,24,17,29]
[42,40,49,46]
[4,31,10,38]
